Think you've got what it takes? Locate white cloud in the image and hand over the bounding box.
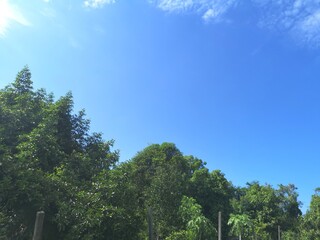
[152,0,237,22]
[294,9,320,47]
[84,0,116,8]
[151,0,320,47]
[156,0,194,12]
[203,0,237,22]
[0,0,30,37]
[252,0,320,46]
[202,8,218,21]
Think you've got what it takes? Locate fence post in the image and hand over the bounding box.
[218,211,221,240]
[147,207,153,240]
[32,211,45,240]
[278,225,281,240]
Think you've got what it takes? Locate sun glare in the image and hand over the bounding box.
[0,0,14,36]
[0,0,30,37]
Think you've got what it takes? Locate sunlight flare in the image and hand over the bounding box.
[0,0,30,37]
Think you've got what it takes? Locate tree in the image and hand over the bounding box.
[12,65,33,94]
[0,67,119,239]
[230,182,303,239]
[167,196,216,240]
[228,213,253,240]
[276,184,302,233]
[129,143,189,239]
[300,188,320,239]
[1,67,307,240]
[188,168,234,239]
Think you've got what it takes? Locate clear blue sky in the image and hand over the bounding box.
[1,0,320,213]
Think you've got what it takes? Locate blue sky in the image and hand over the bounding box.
[1,0,320,213]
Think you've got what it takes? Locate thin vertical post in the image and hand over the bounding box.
[278,225,281,240]
[32,211,45,240]
[218,211,221,240]
[147,207,153,240]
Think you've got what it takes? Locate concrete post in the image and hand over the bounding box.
[147,207,153,240]
[32,211,45,240]
[218,211,221,240]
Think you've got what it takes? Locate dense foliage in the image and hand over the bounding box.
[0,67,317,239]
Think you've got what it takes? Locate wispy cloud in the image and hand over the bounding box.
[155,0,194,12]
[79,0,320,47]
[202,0,237,22]
[151,0,237,22]
[253,0,320,47]
[0,0,30,37]
[151,0,320,47]
[84,0,116,8]
[295,10,320,47]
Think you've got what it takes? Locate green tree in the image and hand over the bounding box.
[0,67,118,239]
[12,66,33,94]
[300,188,320,239]
[276,184,302,234]
[188,168,233,239]
[167,196,216,240]
[1,67,306,240]
[230,182,302,240]
[228,213,253,240]
[129,143,190,239]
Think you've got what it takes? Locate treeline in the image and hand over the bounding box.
[0,67,319,239]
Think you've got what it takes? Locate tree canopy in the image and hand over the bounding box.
[0,67,317,239]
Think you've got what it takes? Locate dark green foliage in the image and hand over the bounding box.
[0,67,118,239]
[300,189,320,239]
[0,67,318,239]
[177,196,216,240]
[229,182,302,239]
[188,169,233,239]
[12,66,33,94]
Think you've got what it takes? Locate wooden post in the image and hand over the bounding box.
[147,207,153,240]
[32,211,45,240]
[278,225,281,240]
[218,211,221,240]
